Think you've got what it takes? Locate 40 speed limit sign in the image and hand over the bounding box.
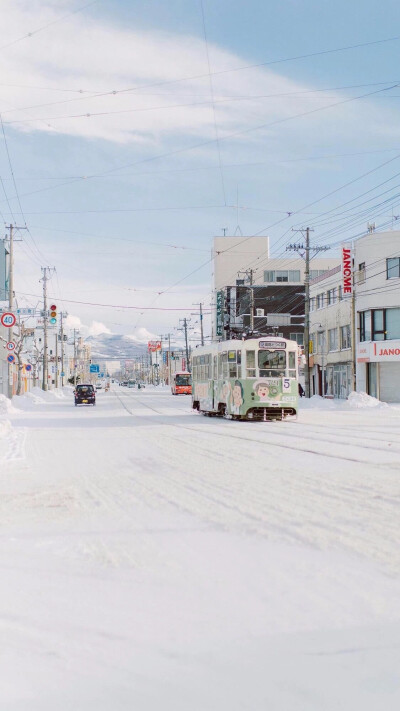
[1,312,16,328]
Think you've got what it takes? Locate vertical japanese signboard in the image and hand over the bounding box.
[216,290,224,337]
[0,243,8,301]
[341,244,352,295]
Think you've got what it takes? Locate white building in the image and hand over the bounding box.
[213,235,337,291]
[309,266,353,398]
[355,230,400,401]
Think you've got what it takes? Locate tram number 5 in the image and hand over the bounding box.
[283,378,291,390]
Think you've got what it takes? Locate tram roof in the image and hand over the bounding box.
[193,337,299,353]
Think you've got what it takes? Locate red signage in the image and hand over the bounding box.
[341,245,352,295]
[148,340,161,352]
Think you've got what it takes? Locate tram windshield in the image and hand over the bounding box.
[258,349,286,377]
[175,374,191,386]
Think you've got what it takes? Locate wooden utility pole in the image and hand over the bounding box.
[287,228,329,398]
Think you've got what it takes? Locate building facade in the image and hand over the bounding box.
[355,231,400,402]
[309,266,353,399]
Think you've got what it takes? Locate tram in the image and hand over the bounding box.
[191,337,299,420]
[171,371,192,395]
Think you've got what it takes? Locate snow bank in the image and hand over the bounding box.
[299,395,337,410]
[12,387,71,409]
[346,391,388,409]
[0,395,15,439]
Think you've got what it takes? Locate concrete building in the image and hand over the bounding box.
[213,235,337,341]
[355,230,400,401]
[309,266,353,398]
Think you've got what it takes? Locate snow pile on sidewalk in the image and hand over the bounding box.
[346,391,388,409]
[299,395,337,410]
[12,387,70,409]
[0,394,14,439]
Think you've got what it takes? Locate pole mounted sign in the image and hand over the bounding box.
[148,340,161,352]
[7,353,15,363]
[6,341,15,351]
[1,312,16,328]
[341,244,352,295]
[25,364,32,372]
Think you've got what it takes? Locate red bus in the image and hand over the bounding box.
[171,372,192,395]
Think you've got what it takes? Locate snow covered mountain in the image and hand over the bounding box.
[85,333,147,361]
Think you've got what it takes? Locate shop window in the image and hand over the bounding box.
[387,258,400,279]
[328,328,338,351]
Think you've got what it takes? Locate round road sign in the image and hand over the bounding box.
[1,312,16,328]
[6,341,15,351]
[7,353,15,363]
[25,364,32,372]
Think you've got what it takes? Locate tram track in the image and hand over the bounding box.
[113,390,400,469]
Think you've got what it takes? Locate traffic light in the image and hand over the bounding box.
[49,304,57,325]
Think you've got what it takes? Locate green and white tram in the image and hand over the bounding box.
[192,337,299,421]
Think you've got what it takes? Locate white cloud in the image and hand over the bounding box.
[126,327,156,344]
[1,0,396,148]
[65,313,83,330]
[87,320,112,337]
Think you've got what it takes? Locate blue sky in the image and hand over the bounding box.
[1,0,400,341]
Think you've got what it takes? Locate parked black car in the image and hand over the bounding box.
[74,383,96,406]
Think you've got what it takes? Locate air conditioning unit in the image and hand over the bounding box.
[256,308,265,317]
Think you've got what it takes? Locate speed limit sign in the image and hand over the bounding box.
[6,341,15,351]
[0,312,16,328]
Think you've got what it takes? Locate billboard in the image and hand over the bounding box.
[216,290,224,337]
[148,340,161,352]
[341,244,352,295]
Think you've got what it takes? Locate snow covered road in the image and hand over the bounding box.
[1,387,400,709]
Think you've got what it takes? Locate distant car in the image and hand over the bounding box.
[74,384,96,406]
[127,381,136,388]
[120,381,128,387]
[95,382,103,390]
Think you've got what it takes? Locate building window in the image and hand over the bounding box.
[317,330,326,353]
[340,325,351,350]
[386,308,400,340]
[264,269,301,283]
[310,297,316,312]
[357,262,366,284]
[316,293,325,309]
[327,288,337,305]
[360,311,371,342]
[387,258,400,279]
[289,332,304,345]
[372,310,385,341]
[338,285,343,301]
[328,328,338,351]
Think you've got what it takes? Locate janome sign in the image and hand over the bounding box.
[357,340,400,363]
[341,244,352,295]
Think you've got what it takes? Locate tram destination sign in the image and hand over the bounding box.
[259,340,286,349]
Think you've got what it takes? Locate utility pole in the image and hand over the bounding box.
[287,228,329,398]
[6,224,24,398]
[73,328,78,387]
[238,268,255,334]
[192,303,205,346]
[179,318,191,372]
[41,268,49,391]
[60,312,65,387]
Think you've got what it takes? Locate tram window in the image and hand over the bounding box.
[218,353,223,377]
[258,350,286,377]
[213,356,217,379]
[246,350,256,378]
[288,352,296,378]
[221,351,229,378]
